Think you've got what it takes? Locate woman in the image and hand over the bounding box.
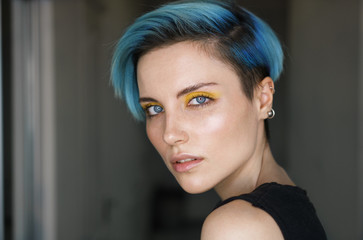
[111,0,327,239]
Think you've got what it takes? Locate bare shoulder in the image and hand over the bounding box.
[201,200,284,240]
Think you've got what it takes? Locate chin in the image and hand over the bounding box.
[176,176,214,194]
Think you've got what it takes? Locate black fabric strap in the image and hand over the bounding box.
[213,182,327,240]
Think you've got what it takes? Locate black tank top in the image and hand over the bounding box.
[214,182,327,240]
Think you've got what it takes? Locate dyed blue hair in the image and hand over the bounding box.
[111,0,284,121]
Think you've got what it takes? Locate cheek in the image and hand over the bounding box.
[195,113,226,136]
[146,122,158,146]
[191,105,257,150]
[196,105,249,133]
[146,121,165,154]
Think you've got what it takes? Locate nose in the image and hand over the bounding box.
[162,113,189,146]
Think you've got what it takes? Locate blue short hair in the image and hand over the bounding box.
[111,0,284,121]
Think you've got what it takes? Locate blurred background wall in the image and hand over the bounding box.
[3,0,363,239]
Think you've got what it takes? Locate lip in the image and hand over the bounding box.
[170,153,204,173]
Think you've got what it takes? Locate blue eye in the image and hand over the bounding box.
[147,105,164,116]
[196,96,207,104]
[153,105,163,113]
[189,96,209,105]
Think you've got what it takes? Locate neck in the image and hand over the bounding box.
[214,127,293,200]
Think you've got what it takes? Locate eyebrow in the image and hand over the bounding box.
[176,82,218,98]
[139,97,158,103]
[139,82,218,103]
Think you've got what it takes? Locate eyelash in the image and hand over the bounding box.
[142,92,217,118]
[142,103,164,118]
[186,93,214,107]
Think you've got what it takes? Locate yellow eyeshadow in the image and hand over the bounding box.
[140,102,162,110]
[184,91,221,105]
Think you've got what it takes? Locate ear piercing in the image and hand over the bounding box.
[267,86,275,119]
[270,86,275,94]
[267,109,275,119]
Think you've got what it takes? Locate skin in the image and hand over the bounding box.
[137,41,294,239]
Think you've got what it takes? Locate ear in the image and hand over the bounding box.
[255,77,275,120]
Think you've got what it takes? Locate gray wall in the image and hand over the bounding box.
[54,0,152,239]
[288,0,362,239]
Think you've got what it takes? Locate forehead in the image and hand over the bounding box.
[136,41,242,96]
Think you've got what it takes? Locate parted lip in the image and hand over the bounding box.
[170,153,203,164]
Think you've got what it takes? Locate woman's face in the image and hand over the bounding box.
[137,41,267,194]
